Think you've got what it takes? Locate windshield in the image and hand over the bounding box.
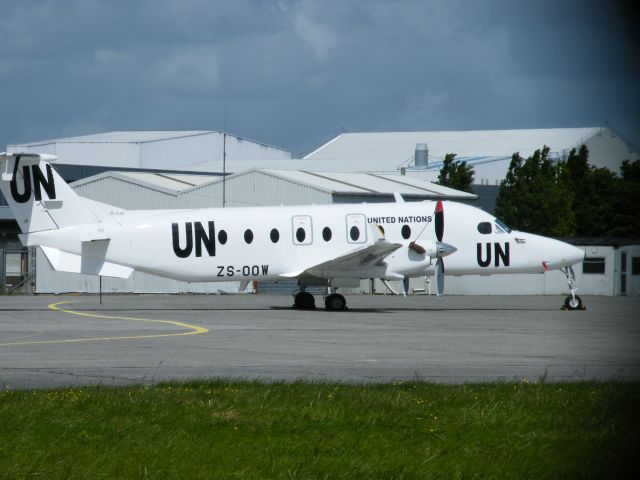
[494,218,512,233]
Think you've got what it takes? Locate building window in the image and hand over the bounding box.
[401,225,411,239]
[632,257,640,275]
[218,230,227,245]
[244,229,253,244]
[583,257,605,274]
[322,227,332,242]
[270,228,279,243]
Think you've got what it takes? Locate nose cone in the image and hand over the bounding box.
[436,242,457,258]
[546,240,585,269]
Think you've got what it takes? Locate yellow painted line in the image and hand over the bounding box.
[0,301,208,347]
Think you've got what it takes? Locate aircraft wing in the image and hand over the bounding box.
[295,240,403,278]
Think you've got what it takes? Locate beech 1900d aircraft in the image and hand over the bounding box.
[1,153,586,310]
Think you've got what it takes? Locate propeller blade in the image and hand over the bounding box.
[435,200,444,243]
[435,258,445,296]
[402,277,410,297]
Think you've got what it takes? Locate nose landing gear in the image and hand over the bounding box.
[561,266,585,310]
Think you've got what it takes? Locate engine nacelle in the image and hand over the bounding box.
[384,246,432,279]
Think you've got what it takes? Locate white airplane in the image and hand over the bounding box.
[1,153,586,310]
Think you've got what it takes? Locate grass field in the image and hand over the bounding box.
[1,380,638,479]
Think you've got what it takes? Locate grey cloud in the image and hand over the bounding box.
[0,0,637,156]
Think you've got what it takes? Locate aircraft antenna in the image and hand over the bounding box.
[222,101,227,208]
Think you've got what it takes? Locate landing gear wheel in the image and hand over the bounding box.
[564,294,584,311]
[325,293,347,311]
[293,291,316,309]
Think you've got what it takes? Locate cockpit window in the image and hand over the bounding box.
[495,218,512,233]
[477,222,492,234]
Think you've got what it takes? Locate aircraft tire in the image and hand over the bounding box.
[325,293,347,311]
[563,294,583,310]
[294,292,316,309]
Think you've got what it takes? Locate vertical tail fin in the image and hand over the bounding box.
[1,152,101,233]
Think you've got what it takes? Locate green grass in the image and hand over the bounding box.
[1,381,638,479]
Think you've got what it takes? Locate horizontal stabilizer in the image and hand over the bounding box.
[41,246,133,279]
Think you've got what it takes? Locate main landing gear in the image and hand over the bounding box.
[293,290,348,311]
[561,266,585,310]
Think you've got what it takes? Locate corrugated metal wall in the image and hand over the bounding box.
[73,176,178,210]
[181,170,331,208]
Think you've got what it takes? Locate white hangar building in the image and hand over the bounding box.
[296,126,638,186]
[7,130,291,171]
[3,127,638,297]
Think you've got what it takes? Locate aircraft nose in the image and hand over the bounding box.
[551,240,585,268]
[566,244,585,265]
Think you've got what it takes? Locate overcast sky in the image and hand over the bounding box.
[1,0,638,157]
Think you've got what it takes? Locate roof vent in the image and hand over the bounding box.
[415,143,428,168]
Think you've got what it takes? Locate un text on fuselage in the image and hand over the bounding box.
[172,221,216,258]
[477,242,510,267]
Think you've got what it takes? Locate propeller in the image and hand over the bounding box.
[404,200,456,297]
[433,200,458,296]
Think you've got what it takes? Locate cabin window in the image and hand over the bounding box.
[477,222,492,234]
[345,213,367,244]
[296,227,306,243]
[270,228,280,243]
[218,230,228,245]
[292,215,313,245]
[244,229,253,244]
[401,224,411,239]
[322,227,332,242]
[583,257,605,274]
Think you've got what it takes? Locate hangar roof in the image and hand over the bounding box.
[72,168,476,200]
[12,130,286,151]
[258,169,476,199]
[302,127,602,168]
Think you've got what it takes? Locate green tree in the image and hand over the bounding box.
[495,146,575,236]
[559,147,640,237]
[612,159,640,237]
[437,153,474,192]
[559,145,617,236]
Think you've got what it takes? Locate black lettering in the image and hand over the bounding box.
[10,165,32,204]
[172,222,193,258]
[217,266,224,277]
[242,266,250,276]
[227,266,234,276]
[262,265,269,275]
[32,164,56,201]
[251,265,259,275]
[194,221,215,257]
[494,242,510,267]
[477,242,492,267]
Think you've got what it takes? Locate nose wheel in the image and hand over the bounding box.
[561,266,585,310]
